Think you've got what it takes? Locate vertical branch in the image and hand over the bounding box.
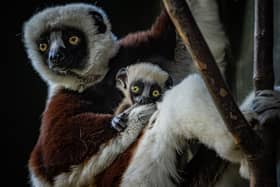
[162,0,262,156]
[251,0,277,186]
[254,0,274,91]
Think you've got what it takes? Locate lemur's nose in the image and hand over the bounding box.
[138,97,153,105]
[49,49,65,65]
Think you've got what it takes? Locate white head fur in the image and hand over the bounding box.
[116,62,172,101]
[23,3,119,92]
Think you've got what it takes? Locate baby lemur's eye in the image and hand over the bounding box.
[39,43,48,52]
[152,90,161,97]
[131,86,140,93]
[68,35,80,45]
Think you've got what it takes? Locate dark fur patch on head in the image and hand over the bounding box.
[36,27,88,71]
[89,11,107,33]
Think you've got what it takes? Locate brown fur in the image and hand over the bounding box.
[29,9,176,184]
[95,130,146,187]
[114,98,132,115]
[119,10,175,59]
[29,87,120,183]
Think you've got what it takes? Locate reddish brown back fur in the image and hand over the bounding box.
[29,87,120,182]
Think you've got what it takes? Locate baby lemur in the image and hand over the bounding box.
[111,63,173,131]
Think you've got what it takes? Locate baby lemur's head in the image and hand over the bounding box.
[116,63,173,105]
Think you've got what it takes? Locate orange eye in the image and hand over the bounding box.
[39,43,48,52]
[68,35,80,45]
[131,86,140,93]
[152,90,160,97]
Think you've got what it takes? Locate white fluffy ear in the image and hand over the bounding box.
[116,67,128,90]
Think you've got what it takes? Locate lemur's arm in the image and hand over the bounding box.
[238,87,280,179]
[112,103,139,132]
[29,89,156,185]
[29,89,117,181]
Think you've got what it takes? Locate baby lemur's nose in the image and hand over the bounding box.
[138,97,153,105]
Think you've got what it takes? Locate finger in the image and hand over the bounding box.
[111,120,122,132]
[112,124,122,132]
[256,90,274,97]
[119,121,127,129]
[119,116,128,123]
[255,104,280,114]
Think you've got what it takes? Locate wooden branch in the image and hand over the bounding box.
[253,0,274,91]
[162,0,262,158]
[251,0,277,186]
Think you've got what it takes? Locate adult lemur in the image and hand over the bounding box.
[23,3,175,187]
[23,1,280,187]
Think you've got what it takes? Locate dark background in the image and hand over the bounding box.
[6,0,280,186]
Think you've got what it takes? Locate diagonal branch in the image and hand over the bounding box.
[162,0,262,157]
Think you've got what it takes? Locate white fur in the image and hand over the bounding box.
[30,171,51,187]
[23,3,119,92]
[51,104,155,187]
[118,62,171,99]
[126,63,169,86]
[186,0,229,73]
[121,74,247,186]
[121,74,277,186]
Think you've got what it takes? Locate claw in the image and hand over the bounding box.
[111,113,128,132]
[111,120,123,132]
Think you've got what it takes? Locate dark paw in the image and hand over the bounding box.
[252,90,280,125]
[111,113,128,132]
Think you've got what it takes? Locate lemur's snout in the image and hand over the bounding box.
[138,97,153,105]
[49,48,66,67]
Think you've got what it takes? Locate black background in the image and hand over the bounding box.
[8,0,159,186]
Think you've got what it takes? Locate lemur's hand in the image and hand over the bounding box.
[252,90,280,125]
[111,112,129,132]
[111,104,156,132]
[239,89,280,180]
[128,103,156,124]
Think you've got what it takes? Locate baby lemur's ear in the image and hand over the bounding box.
[165,75,173,89]
[116,67,128,89]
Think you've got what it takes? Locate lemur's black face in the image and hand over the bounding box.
[129,80,162,105]
[37,27,88,74]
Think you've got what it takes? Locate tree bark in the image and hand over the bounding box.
[253,0,274,91]
[251,0,277,186]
